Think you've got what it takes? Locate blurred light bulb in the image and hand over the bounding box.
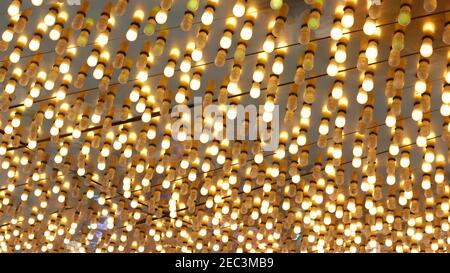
[341,8,354,28]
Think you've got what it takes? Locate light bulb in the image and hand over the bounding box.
[96,32,109,46]
[332,82,343,99]
[270,0,283,10]
[2,29,14,42]
[327,58,338,76]
[272,57,284,75]
[126,28,138,42]
[44,13,56,27]
[335,113,346,128]
[232,0,246,17]
[420,37,433,58]
[334,44,347,63]
[164,64,175,78]
[136,70,148,82]
[307,10,320,30]
[414,79,427,94]
[8,0,20,17]
[9,49,21,63]
[440,103,450,116]
[201,8,214,26]
[240,22,253,40]
[411,106,423,121]
[363,17,377,36]
[250,82,260,98]
[263,35,275,53]
[365,41,378,60]
[28,37,41,51]
[330,21,343,41]
[220,34,232,49]
[385,114,396,128]
[155,10,168,24]
[341,8,354,28]
[192,48,203,62]
[31,0,43,6]
[362,73,374,92]
[49,27,61,41]
[398,5,411,26]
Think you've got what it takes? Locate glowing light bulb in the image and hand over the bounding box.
[31,0,43,6]
[334,44,347,63]
[327,58,338,76]
[232,0,246,17]
[261,35,274,53]
[201,8,214,26]
[398,5,411,26]
[330,21,343,41]
[220,34,232,49]
[126,28,138,42]
[155,10,168,24]
[414,79,427,94]
[363,17,377,36]
[2,29,14,42]
[270,0,283,10]
[362,73,374,92]
[240,22,253,40]
[366,40,378,60]
[420,37,433,58]
[341,8,354,28]
[8,0,20,17]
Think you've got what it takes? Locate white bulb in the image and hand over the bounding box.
[327,59,338,76]
[59,62,70,74]
[29,38,40,51]
[362,77,374,92]
[335,115,346,128]
[96,33,109,46]
[366,41,378,60]
[180,60,191,72]
[201,11,214,26]
[414,79,427,94]
[233,2,246,17]
[49,29,61,41]
[136,70,148,82]
[385,115,396,128]
[330,22,343,41]
[335,46,347,63]
[126,29,138,42]
[91,114,101,124]
[272,60,284,75]
[440,103,450,117]
[87,55,98,67]
[220,36,232,49]
[192,49,203,62]
[8,1,20,17]
[44,14,56,26]
[93,68,104,80]
[262,111,273,122]
[363,18,377,36]
[9,51,20,63]
[31,0,44,6]
[2,30,13,42]
[420,38,433,58]
[250,84,260,98]
[24,96,33,107]
[341,9,354,28]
